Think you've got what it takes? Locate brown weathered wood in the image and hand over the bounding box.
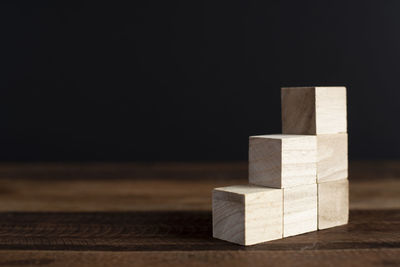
[0,162,398,266]
[0,249,399,267]
[0,209,398,252]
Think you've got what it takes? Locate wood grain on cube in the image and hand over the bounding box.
[249,135,316,188]
[212,185,283,245]
[317,133,348,183]
[281,87,316,135]
[282,87,347,135]
[318,179,349,230]
[283,184,317,237]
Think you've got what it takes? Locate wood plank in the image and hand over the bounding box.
[0,210,397,251]
[0,162,397,266]
[0,249,399,267]
[0,166,399,212]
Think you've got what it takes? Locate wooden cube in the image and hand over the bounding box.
[317,133,348,183]
[212,185,283,245]
[249,134,316,188]
[283,184,317,237]
[282,86,347,135]
[318,179,349,230]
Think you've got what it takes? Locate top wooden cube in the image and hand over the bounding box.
[281,87,347,135]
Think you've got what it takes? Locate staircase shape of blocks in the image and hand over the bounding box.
[212,86,349,246]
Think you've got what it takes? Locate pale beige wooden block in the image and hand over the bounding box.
[317,133,348,183]
[249,134,316,188]
[212,185,283,245]
[318,179,349,230]
[283,184,317,237]
[282,86,347,135]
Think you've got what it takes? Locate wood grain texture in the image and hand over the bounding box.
[283,184,317,237]
[317,133,348,182]
[281,87,316,135]
[0,249,399,267]
[0,162,398,212]
[0,162,397,266]
[0,209,398,252]
[249,135,316,188]
[318,179,349,230]
[315,87,347,134]
[282,87,347,135]
[212,185,282,245]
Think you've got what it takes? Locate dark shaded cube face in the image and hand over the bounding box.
[281,87,316,135]
[248,137,282,188]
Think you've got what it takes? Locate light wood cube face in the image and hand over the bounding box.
[249,135,317,188]
[282,87,347,135]
[212,185,283,246]
[318,179,349,230]
[283,184,318,237]
[317,133,348,183]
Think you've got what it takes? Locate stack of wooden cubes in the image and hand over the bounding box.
[212,87,348,245]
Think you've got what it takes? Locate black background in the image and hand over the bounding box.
[1,1,399,161]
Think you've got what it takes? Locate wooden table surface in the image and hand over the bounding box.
[0,161,399,266]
